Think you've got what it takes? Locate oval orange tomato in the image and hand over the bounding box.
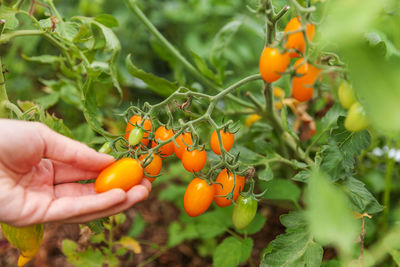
[259,47,291,83]
[139,154,162,183]
[214,169,245,207]
[152,126,175,157]
[182,149,207,172]
[173,132,193,159]
[210,130,234,155]
[95,158,143,193]
[184,178,215,217]
[124,115,152,147]
[291,58,321,102]
[284,17,315,58]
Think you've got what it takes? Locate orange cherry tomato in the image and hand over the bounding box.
[184,178,215,217]
[210,130,235,155]
[124,115,152,147]
[95,158,143,193]
[214,169,245,207]
[291,58,321,102]
[259,47,291,83]
[284,17,315,58]
[139,154,162,183]
[152,126,175,157]
[173,132,193,159]
[182,148,207,172]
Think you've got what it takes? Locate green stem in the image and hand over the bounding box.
[382,156,395,232]
[4,101,23,118]
[124,0,254,109]
[0,30,45,44]
[13,0,25,10]
[0,21,10,119]
[304,126,331,157]
[137,246,169,267]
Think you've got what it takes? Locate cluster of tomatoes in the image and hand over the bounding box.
[259,17,320,103]
[94,115,253,226]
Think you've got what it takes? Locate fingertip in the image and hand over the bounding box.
[140,178,152,192]
[127,184,150,202]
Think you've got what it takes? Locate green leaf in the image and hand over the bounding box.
[305,169,358,252]
[191,50,221,85]
[210,20,242,68]
[42,112,74,138]
[261,230,312,267]
[56,22,79,42]
[82,77,114,138]
[0,6,19,30]
[258,164,274,181]
[34,92,60,109]
[390,250,400,265]
[74,16,122,98]
[342,177,383,214]
[229,145,263,165]
[237,213,267,235]
[167,221,199,247]
[128,214,147,238]
[292,170,310,183]
[263,178,301,203]
[126,54,177,97]
[86,219,105,234]
[94,14,119,28]
[90,233,105,244]
[62,239,104,267]
[261,211,322,267]
[213,237,253,267]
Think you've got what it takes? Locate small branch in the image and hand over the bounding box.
[245,91,264,111]
[0,30,45,44]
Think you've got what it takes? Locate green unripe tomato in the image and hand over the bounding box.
[338,80,356,109]
[232,195,258,230]
[128,127,144,146]
[99,142,111,154]
[345,102,369,132]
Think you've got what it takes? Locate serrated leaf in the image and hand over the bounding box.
[280,211,307,230]
[126,55,177,97]
[303,241,324,267]
[0,6,19,30]
[305,169,358,252]
[261,229,312,267]
[342,177,383,214]
[86,219,105,234]
[213,237,253,267]
[94,14,119,28]
[264,178,301,203]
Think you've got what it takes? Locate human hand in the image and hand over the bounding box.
[0,119,151,227]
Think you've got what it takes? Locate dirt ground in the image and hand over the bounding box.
[0,184,288,267]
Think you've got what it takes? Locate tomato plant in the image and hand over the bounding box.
[95,158,143,193]
[1,0,400,266]
[183,178,215,217]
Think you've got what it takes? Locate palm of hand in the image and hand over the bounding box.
[0,120,151,227]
